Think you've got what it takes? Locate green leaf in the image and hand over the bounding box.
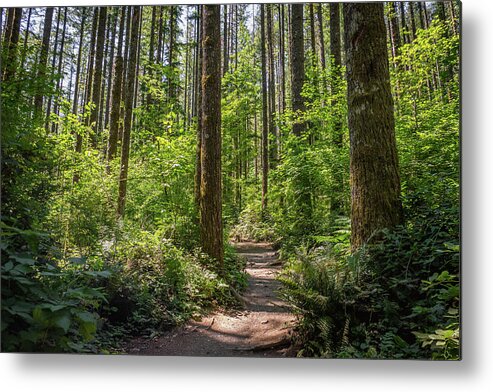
[53,312,71,333]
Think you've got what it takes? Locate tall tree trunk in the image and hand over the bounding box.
[20,8,32,69]
[52,7,68,134]
[409,2,417,41]
[84,7,99,123]
[317,4,326,71]
[72,10,87,160]
[168,6,178,103]
[1,7,22,82]
[343,3,403,251]
[423,2,430,29]
[45,8,61,131]
[260,5,269,212]
[266,4,277,166]
[117,6,140,217]
[399,2,409,44]
[290,4,305,137]
[156,6,164,65]
[146,6,157,106]
[222,4,229,76]
[107,6,126,164]
[279,4,286,113]
[104,7,118,130]
[89,6,107,143]
[194,5,202,209]
[309,3,317,63]
[34,7,54,120]
[119,6,132,144]
[200,5,224,269]
[389,2,401,59]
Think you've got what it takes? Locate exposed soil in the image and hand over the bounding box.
[125,242,297,357]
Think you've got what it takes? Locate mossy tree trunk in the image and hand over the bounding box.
[343,3,403,251]
[199,5,224,270]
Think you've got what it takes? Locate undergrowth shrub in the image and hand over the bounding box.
[1,221,111,353]
[106,229,247,333]
[280,211,459,359]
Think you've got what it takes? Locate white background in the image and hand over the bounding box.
[1,0,491,391]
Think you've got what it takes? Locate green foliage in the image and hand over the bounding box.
[1,222,110,352]
[106,229,246,331]
[280,210,459,359]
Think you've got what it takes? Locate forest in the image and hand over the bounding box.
[1,1,460,359]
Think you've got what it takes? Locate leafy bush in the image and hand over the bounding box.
[280,211,459,359]
[104,229,247,332]
[1,222,111,352]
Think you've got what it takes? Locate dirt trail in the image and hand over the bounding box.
[125,242,296,357]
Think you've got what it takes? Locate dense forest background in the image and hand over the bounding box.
[1,1,459,359]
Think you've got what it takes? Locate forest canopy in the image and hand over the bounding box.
[1,2,460,359]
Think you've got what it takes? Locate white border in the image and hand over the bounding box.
[2,0,492,391]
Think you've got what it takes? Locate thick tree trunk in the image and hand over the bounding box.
[34,7,54,119]
[343,3,403,251]
[290,4,305,137]
[117,6,140,217]
[260,5,269,212]
[200,5,224,269]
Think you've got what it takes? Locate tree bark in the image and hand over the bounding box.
[260,5,269,212]
[89,6,107,142]
[1,7,22,82]
[409,2,417,41]
[290,4,305,137]
[389,2,401,59]
[343,3,403,251]
[104,7,118,130]
[200,5,224,269]
[223,4,229,76]
[34,7,54,119]
[194,6,202,209]
[266,4,277,166]
[117,6,140,217]
[399,2,409,44]
[51,7,68,133]
[72,9,86,116]
[309,3,317,64]
[20,8,32,68]
[317,4,326,71]
[107,6,126,164]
